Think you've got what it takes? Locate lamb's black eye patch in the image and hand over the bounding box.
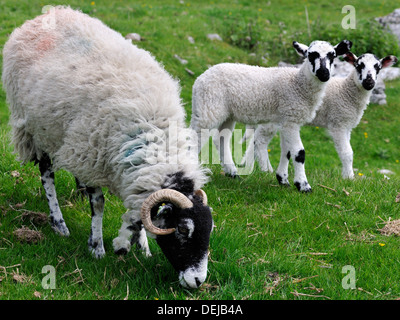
[308,51,320,62]
[374,63,380,74]
[355,62,365,73]
[327,52,335,63]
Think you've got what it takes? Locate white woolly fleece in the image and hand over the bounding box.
[191,62,327,129]
[2,6,209,219]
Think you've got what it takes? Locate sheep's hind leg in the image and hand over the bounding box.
[86,186,106,259]
[275,132,291,187]
[75,177,88,198]
[38,154,70,236]
[330,128,354,179]
[213,119,239,178]
[254,124,279,172]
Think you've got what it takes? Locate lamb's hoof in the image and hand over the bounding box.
[225,173,241,179]
[50,218,70,237]
[276,173,290,186]
[294,181,312,193]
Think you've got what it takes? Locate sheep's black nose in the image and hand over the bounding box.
[316,68,330,82]
[362,75,375,90]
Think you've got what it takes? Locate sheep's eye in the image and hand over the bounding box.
[178,226,189,235]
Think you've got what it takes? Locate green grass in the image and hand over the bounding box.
[1,0,400,300]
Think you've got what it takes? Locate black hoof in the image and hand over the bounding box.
[114,248,128,255]
[225,173,241,179]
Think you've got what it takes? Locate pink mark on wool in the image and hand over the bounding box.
[36,36,55,53]
[20,14,58,54]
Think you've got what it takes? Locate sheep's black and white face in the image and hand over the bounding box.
[293,40,353,82]
[344,52,398,90]
[151,195,213,288]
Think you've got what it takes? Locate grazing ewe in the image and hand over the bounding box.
[2,6,213,288]
[243,53,398,179]
[190,40,352,192]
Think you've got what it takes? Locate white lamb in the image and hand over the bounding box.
[243,52,398,179]
[2,7,213,288]
[190,40,352,192]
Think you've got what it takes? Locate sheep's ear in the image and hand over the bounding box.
[380,55,398,69]
[293,41,308,57]
[343,52,357,65]
[334,40,352,56]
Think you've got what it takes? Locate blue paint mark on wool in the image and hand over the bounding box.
[124,144,143,157]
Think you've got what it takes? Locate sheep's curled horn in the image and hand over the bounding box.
[140,189,208,235]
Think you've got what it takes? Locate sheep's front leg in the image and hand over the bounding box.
[86,186,105,258]
[38,154,70,236]
[329,128,354,179]
[113,214,151,257]
[277,124,312,192]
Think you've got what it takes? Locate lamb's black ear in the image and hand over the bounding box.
[343,52,357,65]
[381,55,398,69]
[293,41,308,57]
[334,40,352,56]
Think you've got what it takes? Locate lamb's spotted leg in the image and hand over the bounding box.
[276,124,312,192]
[38,154,70,236]
[113,214,151,257]
[86,186,105,259]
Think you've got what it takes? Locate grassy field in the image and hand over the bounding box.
[1,0,400,301]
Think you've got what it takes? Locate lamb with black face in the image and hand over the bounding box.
[344,52,398,90]
[293,39,353,82]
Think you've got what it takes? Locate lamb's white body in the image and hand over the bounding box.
[2,8,211,287]
[244,53,398,179]
[191,63,325,127]
[191,62,324,193]
[190,40,352,192]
